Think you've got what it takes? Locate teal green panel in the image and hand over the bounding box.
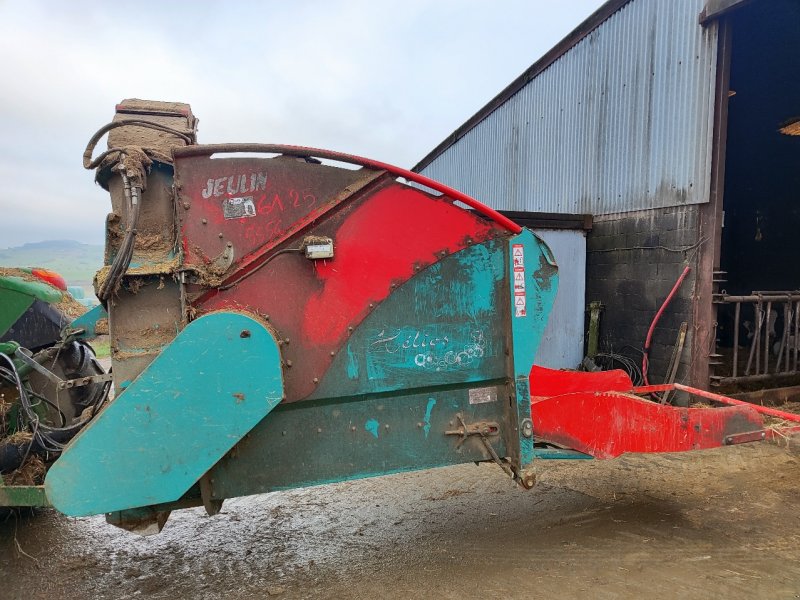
[70,304,108,338]
[509,230,559,466]
[209,382,510,499]
[45,312,284,517]
[311,239,508,400]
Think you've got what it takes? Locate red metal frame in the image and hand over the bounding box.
[529,366,798,459]
[634,382,800,424]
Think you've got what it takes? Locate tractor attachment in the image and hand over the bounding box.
[1,100,796,534]
[0,270,110,506]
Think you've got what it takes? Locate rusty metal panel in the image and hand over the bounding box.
[418,0,719,216]
[173,153,508,402]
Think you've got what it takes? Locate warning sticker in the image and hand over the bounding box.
[512,244,525,269]
[513,270,526,292]
[222,196,257,219]
[514,295,527,317]
[512,243,526,317]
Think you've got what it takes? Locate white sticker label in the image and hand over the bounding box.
[222,196,257,219]
[469,386,498,404]
[513,252,524,269]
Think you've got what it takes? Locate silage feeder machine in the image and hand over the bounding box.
[2,99,798,534]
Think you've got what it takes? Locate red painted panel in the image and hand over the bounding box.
[300,185,495,345]
[530,365,633,398]
[195,181,503,401]
[531,391,764,459]
[175,155,378,274]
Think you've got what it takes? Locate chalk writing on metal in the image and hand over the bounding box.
[202,171,268,199]
[371,329,450,354]
[369,328,487,372]
[414,330,486,371]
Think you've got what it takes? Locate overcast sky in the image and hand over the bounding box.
[0,0,604,248]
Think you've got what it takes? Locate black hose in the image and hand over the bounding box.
[97,171,141,301]
[0,441,28,474]
[83,119,194,170]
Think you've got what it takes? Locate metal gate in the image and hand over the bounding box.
[713,292,800,385]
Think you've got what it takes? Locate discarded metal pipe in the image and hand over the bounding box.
[661,322,687,404]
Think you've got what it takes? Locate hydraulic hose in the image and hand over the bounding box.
[82,119,194,170]
[97,168,141,302]
[642,265,691,386]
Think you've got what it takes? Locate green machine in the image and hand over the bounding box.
[0,269,109,505]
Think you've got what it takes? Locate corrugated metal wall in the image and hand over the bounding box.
[419,0,719,215]
[532,229,586,369]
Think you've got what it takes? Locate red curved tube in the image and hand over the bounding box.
[642,265,691,385]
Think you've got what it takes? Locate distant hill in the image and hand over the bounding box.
[0,240,103,286]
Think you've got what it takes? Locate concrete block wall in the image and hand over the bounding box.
[586,206,701,387]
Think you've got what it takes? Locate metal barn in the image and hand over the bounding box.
[414,0,800,396]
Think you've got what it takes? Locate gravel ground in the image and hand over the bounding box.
[2,440,800,599]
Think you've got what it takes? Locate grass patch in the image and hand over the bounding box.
[91,336,110,359]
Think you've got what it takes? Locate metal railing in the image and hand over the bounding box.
[713,292,800,385]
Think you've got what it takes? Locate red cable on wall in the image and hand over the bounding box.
[642,265,691,386]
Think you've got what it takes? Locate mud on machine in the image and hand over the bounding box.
[1,100,795,534]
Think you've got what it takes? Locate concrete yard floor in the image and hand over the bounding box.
[2,442,800,599]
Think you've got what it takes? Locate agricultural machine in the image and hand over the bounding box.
[1,99,798,534]
[0,268,106,494]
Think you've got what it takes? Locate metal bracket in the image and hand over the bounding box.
[445,414,500,448]
[724,429,767,445]
[445,413,514,479]
[211,242,235,273]
[57,372,114,391]
[198,472,223,516]
[14,348,62,385]
[15,348,112,390]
